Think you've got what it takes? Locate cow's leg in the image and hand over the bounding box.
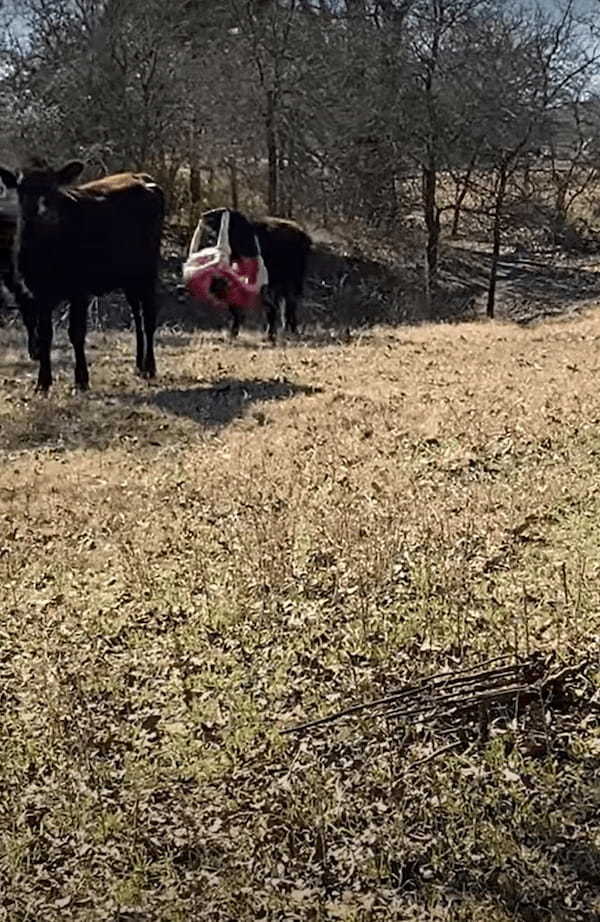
[140,285,157,379]
[263,287,279,344]
[284,292,299,335]
[229,306,242,339]
[125,289,145,374]
[68,297,90,391]
[23,300,40,361]
[35,303,54,393]
[6,268,39,360]
[3,263,18,302]
[0,274,11,322]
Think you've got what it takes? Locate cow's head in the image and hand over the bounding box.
[0,158,84,224]
[209,276,229,301]
[200,208,258,259]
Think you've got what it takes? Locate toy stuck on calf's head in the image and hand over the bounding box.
[182,208,268,310]
[209,275,229,300]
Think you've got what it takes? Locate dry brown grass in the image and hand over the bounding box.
[0,314,599,921]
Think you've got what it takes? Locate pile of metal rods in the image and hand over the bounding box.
[281,653,552,737]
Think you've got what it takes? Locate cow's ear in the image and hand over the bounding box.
[0,167,17,189]
[55,160,84,186]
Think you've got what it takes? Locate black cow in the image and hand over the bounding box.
[0,188,34,320]
[0,186,17,307]
[195,208,312,342]
[0,159,165,392]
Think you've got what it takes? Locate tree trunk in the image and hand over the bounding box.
[321,175,329,227]
[422,163,440,287]
[279,133,294,218]
[487,161,508,319]
[552,181,568,242]
[451,174,471,238]
[423,239,432,318]
[228,159,239,210]
[450,185,466,238]
[523,158,531,194]
[451,148,480,238]
[189,164,202,207]
[266,89,278,214]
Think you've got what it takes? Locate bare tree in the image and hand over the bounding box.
[477,1,600,316]
[2,0,600,327]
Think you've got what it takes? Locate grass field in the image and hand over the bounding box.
[0,315,599,921]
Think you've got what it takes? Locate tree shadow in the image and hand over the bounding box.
[87,245,430,336]
[443,751,600,921]
[444,245,600,323]
[156,241,600,333]
[10,240,594,343]
[210,329,363,350]
[454,838,600,921]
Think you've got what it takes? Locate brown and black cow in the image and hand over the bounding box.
[0,159,165,392]
[0,181,34,321]
[194,208,312,342]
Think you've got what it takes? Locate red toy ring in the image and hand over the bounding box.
[183,209,268,310]
[184,254,263,310]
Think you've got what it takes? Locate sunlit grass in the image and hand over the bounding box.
[0,314,599,920]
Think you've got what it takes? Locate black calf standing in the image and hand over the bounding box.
[0,188,34,320]
[0,187,17,312]
[0,159,165,392]
[196,208,312,342]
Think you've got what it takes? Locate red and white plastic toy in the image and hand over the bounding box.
[182,209,268,310]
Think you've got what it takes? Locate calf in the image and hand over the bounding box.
[0,159,165,392]
[195,208,312,341]
[0,187,34,321]
[0,205,15,313]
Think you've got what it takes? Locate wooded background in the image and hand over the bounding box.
[2,0,600,318]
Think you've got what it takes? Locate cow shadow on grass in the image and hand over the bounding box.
[0,376,321,454]
[132,376,322,428]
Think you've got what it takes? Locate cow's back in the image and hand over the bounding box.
[20,172,164,297]
[255,218,312,294]
[76,173,164,250]
[195,208,311,296]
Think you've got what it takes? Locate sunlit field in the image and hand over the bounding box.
[0,315,599,921]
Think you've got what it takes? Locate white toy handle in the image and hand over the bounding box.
[253,234,268,288]
[216,209,231,259]
[187,220,203,260]
[187,209,231,262]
